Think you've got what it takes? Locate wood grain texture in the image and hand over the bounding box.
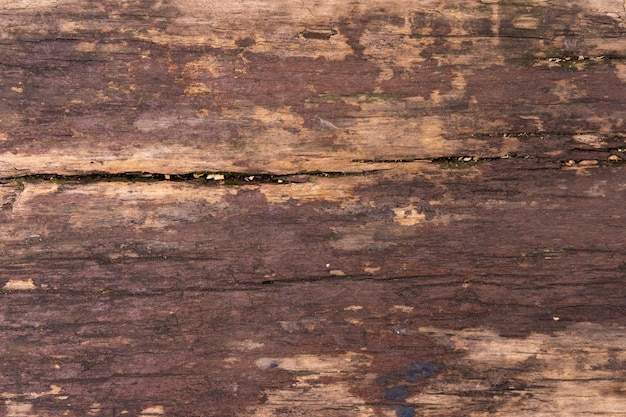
[1,0,626,416]
[2,162,626,416]
[0,0,625,175]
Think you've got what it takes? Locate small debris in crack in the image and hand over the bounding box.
[0,170,370,185]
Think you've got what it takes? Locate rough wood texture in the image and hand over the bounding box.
[1,0,625,175]
[1,0,626,416]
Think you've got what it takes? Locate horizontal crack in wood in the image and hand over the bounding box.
[0,170,372,185]
[2,154,624,184]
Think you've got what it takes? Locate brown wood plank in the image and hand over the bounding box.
[1,162,625,415]
[1,1,626,416]
[0,0,625,176]
[1,286,624,416]
[1,160,625,291]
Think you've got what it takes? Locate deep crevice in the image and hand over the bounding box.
[1,153,624,185]
[0,170,374,185]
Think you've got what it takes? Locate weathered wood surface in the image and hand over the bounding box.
[1,0,626,416]
[2,162,625,416]
[1,0,625,175]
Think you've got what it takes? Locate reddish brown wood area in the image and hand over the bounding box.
[1,0,625,416]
